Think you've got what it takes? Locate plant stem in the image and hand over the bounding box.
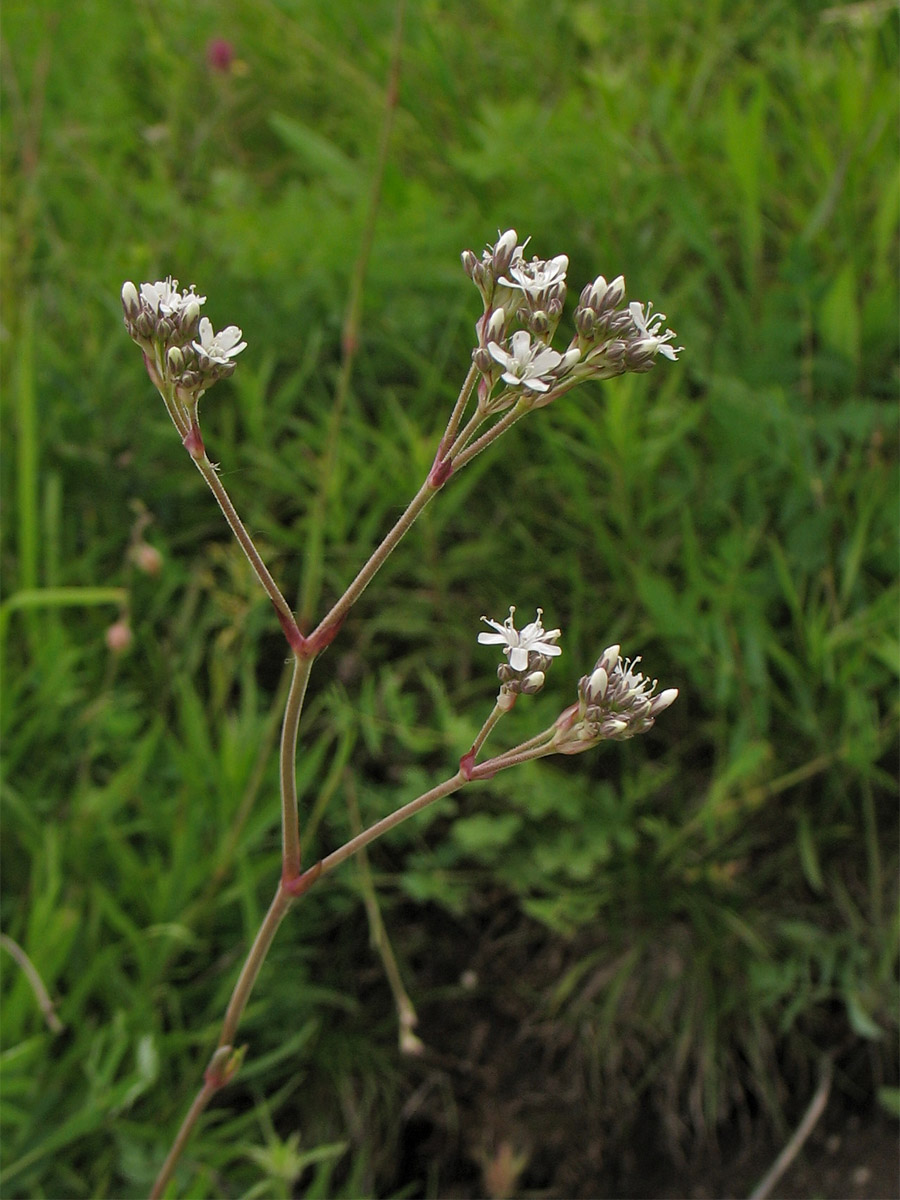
[149,1074,221,1200]
[189,449,299,639]
[280,654,314,878]
[298,0,406,626]
[218,884,296,1050]
[472,740,557,777]
[306,474,440,645]
[467,701,506,760]
[300,771,466,884]
[150,772,462,1196]
[0,934,63,1034]
[452,399,530,472]
[435,361,479,460]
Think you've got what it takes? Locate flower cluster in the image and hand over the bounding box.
[121,277,246,409]
[552,644,678,752]
[478,606,562,697]
[462,230,682,411]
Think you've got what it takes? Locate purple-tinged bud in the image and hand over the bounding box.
[596,645,620,674]
[602,275,626,311]
[574,307,596,337]
[492,229,519,277]
[483,308,507,345]
[585,666,608,703]
[529,311,551,337]
[520,670,545,694]
[207,37,235,73]
[121,281,140,319]
[472,346,494,375]
[166,345,185,376]
[135,310,156,340]
[179,299,201,335]
[461,249,478,278]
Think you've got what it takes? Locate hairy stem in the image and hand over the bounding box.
[434,361,480,461]
[452,398,531,472]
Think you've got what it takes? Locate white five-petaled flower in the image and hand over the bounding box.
[478,606,562,671]
[192,316,247,364]
[627,301,682,361]
[140,277,206,317]
[500,254,568,296]
[487,330,571,393]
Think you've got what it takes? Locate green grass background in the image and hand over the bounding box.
[2,1,897,1196]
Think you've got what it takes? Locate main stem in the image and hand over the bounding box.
[149,771,467,1198]
[149,883,296,1200]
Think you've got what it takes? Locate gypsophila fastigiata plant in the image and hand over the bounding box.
[122,231,681,1197]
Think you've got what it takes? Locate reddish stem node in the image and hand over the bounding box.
[470,760,500,781]
[203,1061,230,1091]
[182,423,205,460]
[428,454,454,489]
[273,603,308,653]
[284,860,322,897]
[459,750,477,780]
[306,613,346,656]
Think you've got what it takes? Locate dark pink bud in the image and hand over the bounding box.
[207,38,235,72]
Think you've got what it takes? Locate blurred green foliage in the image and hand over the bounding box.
[1,0,897,1196]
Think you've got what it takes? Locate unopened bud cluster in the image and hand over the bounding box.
[552,644,678,753]
[462,230,682,413]
[121,278,246,408]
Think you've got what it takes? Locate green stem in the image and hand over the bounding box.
[280,655,313,878]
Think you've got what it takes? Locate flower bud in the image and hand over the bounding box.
[132,542,163,575]
[105,620,133,654]
[461,249,478,278]
[166,345,185,376]
[491,229,519,277]
[121,281,140,319]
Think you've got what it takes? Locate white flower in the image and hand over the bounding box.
[500,254,568,296]
[192,316,247,364]
[478,606,562,671]
[487,330,568,393]
[140,277,206,317]
[627,301,682,361]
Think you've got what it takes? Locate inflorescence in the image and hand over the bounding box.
[463,229,682,413]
